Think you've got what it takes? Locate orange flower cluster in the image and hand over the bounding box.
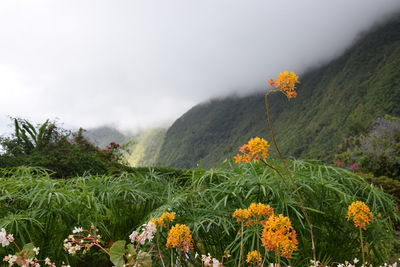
[246,250,262,264]
[268,71,300,99]
[232,203,274,226]
[150,212,175,228]
[261,214,298,259]
[232,208,251,223]
[234,137,270,163]
[347,201,374,229]
[166,224,194,252]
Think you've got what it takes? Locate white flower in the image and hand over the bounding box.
[72,227,83,234]
[26,258,35,264]
[3,254,18,265]
[195,252,199,259]
[201,254,212,265]
[45,258,51,265]
[0,232,10,247]
[7,234,14,243]
[129,231,138,242]
[212,258,220,267]
[354,258,360,264]
[33,247,40,255]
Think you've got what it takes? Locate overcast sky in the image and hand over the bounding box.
[1,0,400,134]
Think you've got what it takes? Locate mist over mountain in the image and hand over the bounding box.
[1,1,400,132]
[156,15,400,168]
[84,126,128,148]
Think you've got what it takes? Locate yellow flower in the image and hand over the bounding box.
[232,209,251,223]
[234,137,270,163]
[262,214,298,259]
[347,201,374,230]
[166,224,194,252]
[151,212,175,228]
[233,203,274,227]
[248,203,274,218]
[269,71,300,99]
[246,250,262,264]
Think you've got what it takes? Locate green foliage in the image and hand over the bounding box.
[358,172,400,200]
[0,166,175,266]
[0,118,127,177]
[335,116,400,180]
[109,240,127,267]
[124,127,167,167]
[84,126,128,149]
[157,15,400,169]
[0,161,398,265]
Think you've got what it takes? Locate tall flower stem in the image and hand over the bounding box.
[264,92,317,262]
[156,234,166,267]
[239,222,244,267]
[359,227,365,264]
[170,248,174,267]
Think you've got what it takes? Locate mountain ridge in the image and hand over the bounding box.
[156,15,400,168]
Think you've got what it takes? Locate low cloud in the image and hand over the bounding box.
[0,0,399,133]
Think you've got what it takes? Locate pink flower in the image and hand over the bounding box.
[348,163,359,170]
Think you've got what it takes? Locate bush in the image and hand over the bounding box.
[0,118,127,177]
[335,115,400,180]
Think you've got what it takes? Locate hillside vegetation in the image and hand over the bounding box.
[157,16,400,169]
[84,126,128,148]
[125,127,166,166]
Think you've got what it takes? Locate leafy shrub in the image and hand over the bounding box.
[335,115,400,180]
[0,118,127,177]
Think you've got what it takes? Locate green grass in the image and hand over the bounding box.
[0,161,398,266]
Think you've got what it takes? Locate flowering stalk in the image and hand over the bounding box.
[359,226,365,264]
[264,90,317,262]
[64,226,109,256]
[238,222,244,267]
[347,200,374,264]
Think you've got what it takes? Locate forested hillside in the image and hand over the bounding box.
[125,127,166,166]
[157,15,400,168]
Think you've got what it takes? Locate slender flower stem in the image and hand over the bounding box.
[264,92,317,262]
[170,248,174,267]
[359,227,365,264]
[94,243,110,255]
[156,234,166,267]
[277,251,281,267]
[239,222,244,267]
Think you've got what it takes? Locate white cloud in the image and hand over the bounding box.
[0,0,399,134]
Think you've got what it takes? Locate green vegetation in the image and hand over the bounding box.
[124,127,167,167]
[0,118,127,177]
[157,16,400,169]
[1,13,399,267]
[0,160,398,266]
[84,126,128,149]
[335,115,400,180]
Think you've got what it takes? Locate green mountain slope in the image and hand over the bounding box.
[125,127,166,166]
[84,126,127,148]
[157,16,400,168]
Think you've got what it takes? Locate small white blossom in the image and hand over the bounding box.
[129,231,138,242]
[33,247,40,255]
[3,254,18,265]
[72,227,83,234]
[212,258,220,267]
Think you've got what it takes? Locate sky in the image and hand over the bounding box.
[1,0,400,135]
